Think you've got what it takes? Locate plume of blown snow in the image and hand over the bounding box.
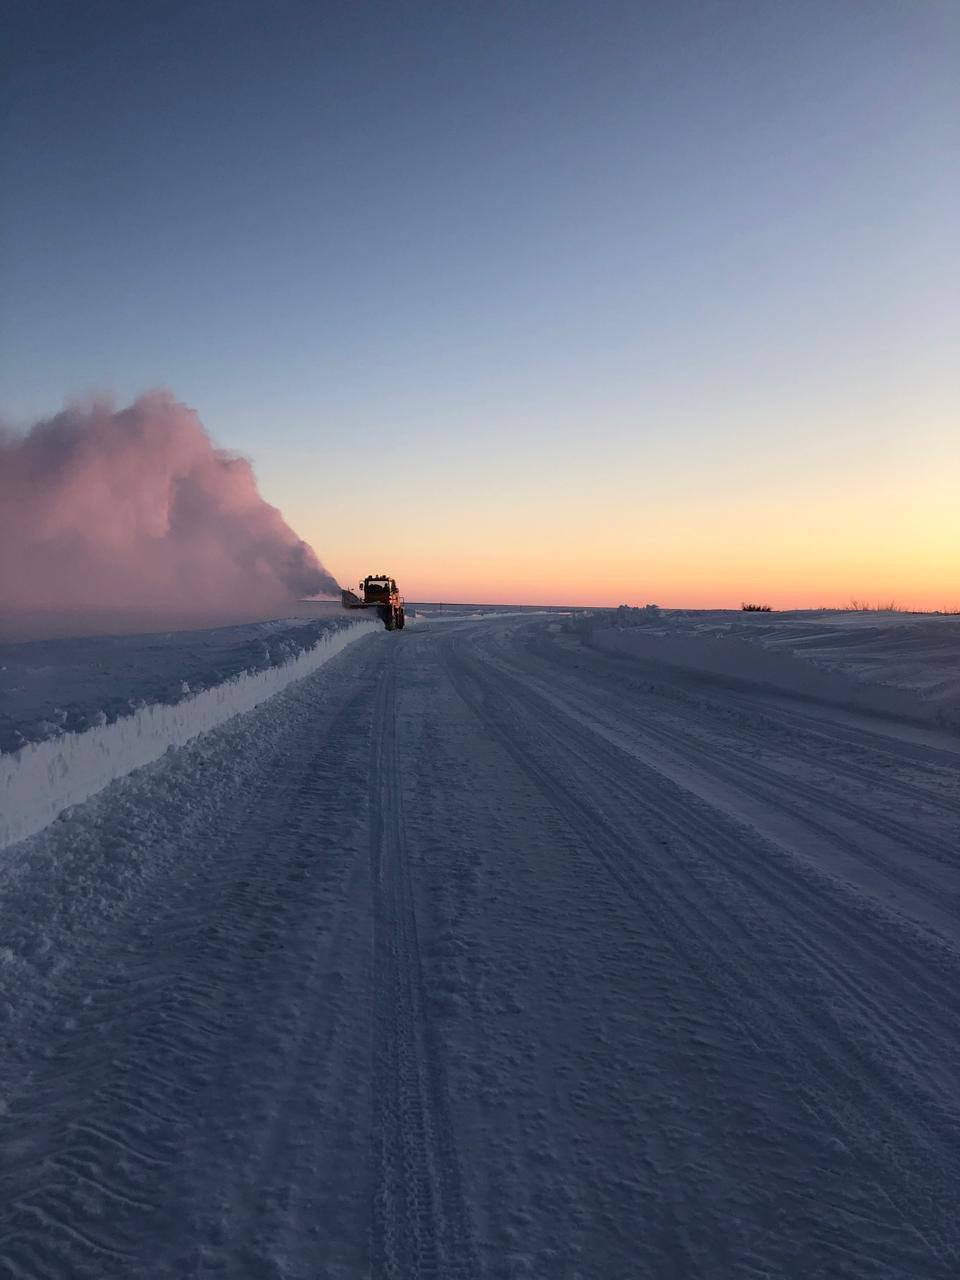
[0,392,339,639]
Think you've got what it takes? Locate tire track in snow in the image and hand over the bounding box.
[443,633,960,1277]
[542,633,960,825]
[0,650,381,1279]
[370,644,479,1279]
[481,642,960,1101]
[503,635,960,922]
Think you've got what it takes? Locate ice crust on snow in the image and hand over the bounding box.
[0,613,379,850]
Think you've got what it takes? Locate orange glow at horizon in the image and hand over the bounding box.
[312,482,959,614]
[293,407,959,616]
[324,545,960,614]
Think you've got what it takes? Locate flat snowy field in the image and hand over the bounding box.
[1,612,959,1277]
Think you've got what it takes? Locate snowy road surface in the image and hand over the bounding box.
[2,616,959,1278]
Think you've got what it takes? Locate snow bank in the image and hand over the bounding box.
[593,611,960,727]
[739,614,960,719]
[0,610,361,752]
[593,627,928,719]
[0,615,379,850]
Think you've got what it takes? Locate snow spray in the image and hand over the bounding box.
[0,391,338,638]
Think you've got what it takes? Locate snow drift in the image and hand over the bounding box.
[0,613,380,850]
[0,392,338,639]
[595,609,960,727]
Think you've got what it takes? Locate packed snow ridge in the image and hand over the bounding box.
[0,612,380,850]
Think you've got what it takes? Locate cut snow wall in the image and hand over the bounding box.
[0,616,380,851]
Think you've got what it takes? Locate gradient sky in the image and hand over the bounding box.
[2,0,957,607]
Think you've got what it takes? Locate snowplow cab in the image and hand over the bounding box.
[361,575,396,603]
[342,573,405,630]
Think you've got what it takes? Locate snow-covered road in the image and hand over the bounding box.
[2,616,959,1278]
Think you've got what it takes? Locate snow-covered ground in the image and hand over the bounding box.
[600,608,960,726]
[742,612,960,714]
[0,607,360,752]
[0,610,380,848]
[1,613,959,1276]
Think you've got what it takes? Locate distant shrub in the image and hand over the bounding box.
[562,613,598,638]
[847,599,903,613]
[615,604,662,628]
[741,603,772,612]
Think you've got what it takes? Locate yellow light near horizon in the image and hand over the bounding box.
[303,426,960,611]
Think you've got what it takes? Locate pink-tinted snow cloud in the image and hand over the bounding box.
[0,392,338,639]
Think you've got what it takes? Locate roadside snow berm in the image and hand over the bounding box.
[342,573,406,631]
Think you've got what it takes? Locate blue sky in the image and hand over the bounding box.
[2,1,956,604]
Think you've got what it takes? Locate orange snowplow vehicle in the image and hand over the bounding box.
[341,574,405,631]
